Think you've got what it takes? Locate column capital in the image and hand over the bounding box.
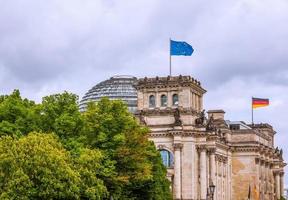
[207,147,216,154]
[197,144,206,152]
[273,169,282,175]
[255,157,260,164]
[173,143,183,150]
[216,154,228,163]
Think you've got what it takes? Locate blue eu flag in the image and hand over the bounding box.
[170,40,194,56]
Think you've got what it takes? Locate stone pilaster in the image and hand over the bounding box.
[173,143,183,200]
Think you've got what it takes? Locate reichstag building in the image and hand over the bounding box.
[80,75,286,200]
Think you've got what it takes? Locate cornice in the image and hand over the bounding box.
[230,146,260,153]
[149,132,172,138]
[138,107,199,116]
[135,75,207,94]
[169,130,183,136]
[231,129,271,141]
[215,142,230,150]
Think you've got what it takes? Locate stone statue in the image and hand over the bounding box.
[275,147,279,153]
[217,129,222,136]
[174,108,182,126]
[139,110,146,125]
[206,114,216,131]
[195,109,206,125]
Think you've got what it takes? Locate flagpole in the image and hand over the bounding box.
[251,97,254,125]
[169,38,171,76]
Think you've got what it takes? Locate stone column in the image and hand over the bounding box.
[199,96,202,111]
[195,94,199,111]
[167,91,172,107]
[265,162,269,198]
[156,91,160,108]
[173,143,183,200]
[192,93,195,110]
[269,165,274,200]
[275,172,280,199]
[198,145,207,200]
[215,157,218,200]
[280,172,284,197]
[209,148,216,185]
[260,160,264,199]
[198,96,202,112]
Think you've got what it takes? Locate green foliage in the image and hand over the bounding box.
[0,133,80,199]
[0,90,39,137]
[83,98,172,199]
[39,91,83,139]
[0,91,172,199]
[0,132,109,200]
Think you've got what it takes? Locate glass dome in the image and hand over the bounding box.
[79,75,138,112]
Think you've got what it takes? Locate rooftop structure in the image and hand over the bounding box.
[79,75,137,112]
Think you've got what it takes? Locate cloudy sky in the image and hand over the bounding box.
[1,0,288,183]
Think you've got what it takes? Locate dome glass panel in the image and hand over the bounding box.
[79,75,137,112]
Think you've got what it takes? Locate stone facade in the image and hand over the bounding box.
[134,75,286,200]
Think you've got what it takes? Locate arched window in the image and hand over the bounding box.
[172,94,179,106]
[161,95,167,107]
[160,149,173,167]
[149,95,155,107]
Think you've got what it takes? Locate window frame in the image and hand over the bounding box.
[149,95,155,108]
[172,93,179,106]
[159,149,173,168]
[160,94,167,107]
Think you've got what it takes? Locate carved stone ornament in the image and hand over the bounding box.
[215,154,228,163]
[139,110,146,125]
[206,114,216,131]
[173,143,183,150]
[195,109,206,126]
[157,144,172,152]
[207,147,216,154]
[196,145,206,152]
[173,108,182,126]
[157,144,166,149]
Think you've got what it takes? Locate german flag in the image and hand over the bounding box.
[252,97,269,109]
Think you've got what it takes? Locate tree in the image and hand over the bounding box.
[123,142,172,200]
[0,132,109,200]
[39,91,83,139]
[0,91,172,199]
[82,98,172,200]
[0,90,39,137]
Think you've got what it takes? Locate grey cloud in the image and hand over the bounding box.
[1,0,288,184]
